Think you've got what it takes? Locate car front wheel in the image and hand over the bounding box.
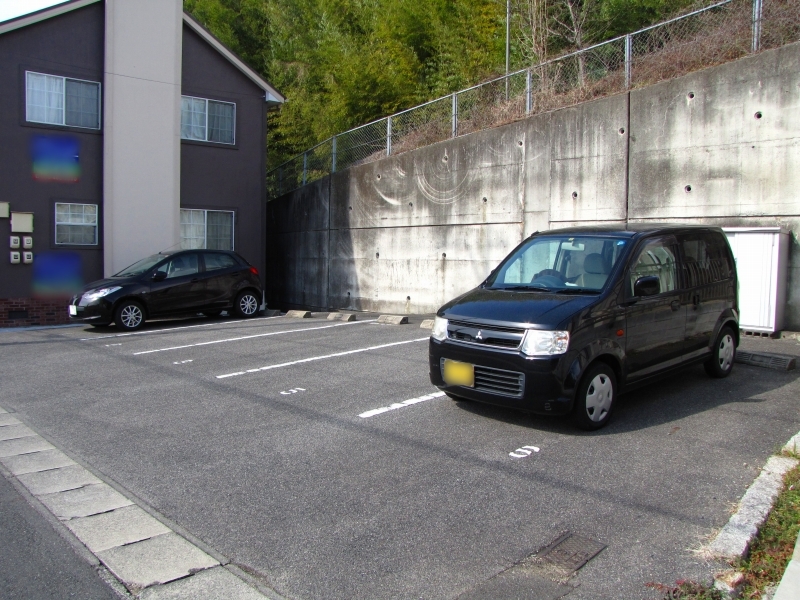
[114,300,145,331]
[704,326,736,378]
[234,291,259,318]
[572,363,616,431]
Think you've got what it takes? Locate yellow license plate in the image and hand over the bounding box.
[442,359,475,387]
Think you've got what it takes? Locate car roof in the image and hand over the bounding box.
[532,224,724,238]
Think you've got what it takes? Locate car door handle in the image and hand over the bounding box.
[670,300,681,311]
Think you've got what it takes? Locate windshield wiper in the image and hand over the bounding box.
[492,285,555,292]
[551,287,600,294]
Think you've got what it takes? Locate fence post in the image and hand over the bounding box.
[302,152,307,186]
[525,69,532,115]
[332,136,337,173]
[386,117,392,156]
[451,93,458,138]
[752,0,763,52]
[624,34,632,89]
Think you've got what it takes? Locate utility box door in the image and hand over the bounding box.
[723,227,789,333]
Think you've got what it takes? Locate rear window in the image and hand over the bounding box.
[680,233,733,287]
[204,252,238,271]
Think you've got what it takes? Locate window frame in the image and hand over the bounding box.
[180,95,236,145]
[54,202,99,246]
[26,71,102,131]
[180,208,235,251]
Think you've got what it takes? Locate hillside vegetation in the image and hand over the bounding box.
[184,0,697,168]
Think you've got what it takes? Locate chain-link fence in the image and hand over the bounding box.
[267,0,799,199]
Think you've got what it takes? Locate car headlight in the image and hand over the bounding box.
[82,287,122,303]
[521,330,569,356]
[431,316,448,341]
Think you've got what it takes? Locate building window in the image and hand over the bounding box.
[180,96,235,144]
[55,203,98,245]
[180,209,234,250]
[26,72,101,130]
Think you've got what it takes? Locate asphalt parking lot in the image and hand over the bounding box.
[2,314,800,599]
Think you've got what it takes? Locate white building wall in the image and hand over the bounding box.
[103,0,182,275]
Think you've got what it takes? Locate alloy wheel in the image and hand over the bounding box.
[239,294,258,316]
[120,305,143,328]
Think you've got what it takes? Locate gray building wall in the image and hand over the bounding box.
[0,3,105,297]
[181,24,268,279]
[267,41,800,328]
[103,0,183,276]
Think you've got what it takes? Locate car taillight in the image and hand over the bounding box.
[249,266,259,276]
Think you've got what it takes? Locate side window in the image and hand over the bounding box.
[681,233,732,287]
[204,253,237,271]
[629,240,678,295]
[156,254,200,279]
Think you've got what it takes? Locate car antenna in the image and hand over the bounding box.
[157,241,183,254]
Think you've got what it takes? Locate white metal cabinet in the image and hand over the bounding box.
[723,227,789,334]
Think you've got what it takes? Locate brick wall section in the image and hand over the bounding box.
[0,298,71,327]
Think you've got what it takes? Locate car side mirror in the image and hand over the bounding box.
[152,271,167,282]
[633,275,660,297]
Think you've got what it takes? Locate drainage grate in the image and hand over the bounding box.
[736,351,796,371]
[535,531,606,573]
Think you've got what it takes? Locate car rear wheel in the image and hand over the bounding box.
[572,363,616,431]
[234,291,259,318]
[704,326,736,378]
[114,300,145,331]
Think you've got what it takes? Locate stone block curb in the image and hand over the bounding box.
[707,430,800,599]
[0,406,275,599]
[420,319,434,329]
[708,456,798,560]
[263,309,281,317]
[285,310,311,318]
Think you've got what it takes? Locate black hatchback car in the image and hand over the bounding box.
[429,225,739,430]
[68,250,263,331]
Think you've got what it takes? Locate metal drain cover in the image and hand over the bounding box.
[736,351,796,371]
[536,532,606,572]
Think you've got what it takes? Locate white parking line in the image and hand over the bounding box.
[216,337,429,379]
[358,391,446,418]
[133,320,375,355]
[79,315,282,341]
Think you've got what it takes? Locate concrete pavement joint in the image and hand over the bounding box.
[78,315,282,341]
[0,405,274,599]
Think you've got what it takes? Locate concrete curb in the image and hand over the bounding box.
[377,315,408,325]
[707,432,800,598]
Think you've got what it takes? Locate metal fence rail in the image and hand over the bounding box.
[267,0,799,199]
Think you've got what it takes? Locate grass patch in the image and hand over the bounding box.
[738,461,800,598]
[649,460,800,599]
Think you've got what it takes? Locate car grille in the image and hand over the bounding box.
[474,365,525,397]
[447,319,525,350]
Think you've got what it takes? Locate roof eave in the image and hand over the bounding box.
[182,12,285,105]
[0,0,100,36]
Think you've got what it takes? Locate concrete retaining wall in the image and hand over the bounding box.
[267,41,800,327]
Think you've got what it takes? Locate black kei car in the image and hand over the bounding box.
[429,225,739,430]
[68,249,263,331]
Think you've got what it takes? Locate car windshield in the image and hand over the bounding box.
[485,235,629,292]
[112,254,167,277]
